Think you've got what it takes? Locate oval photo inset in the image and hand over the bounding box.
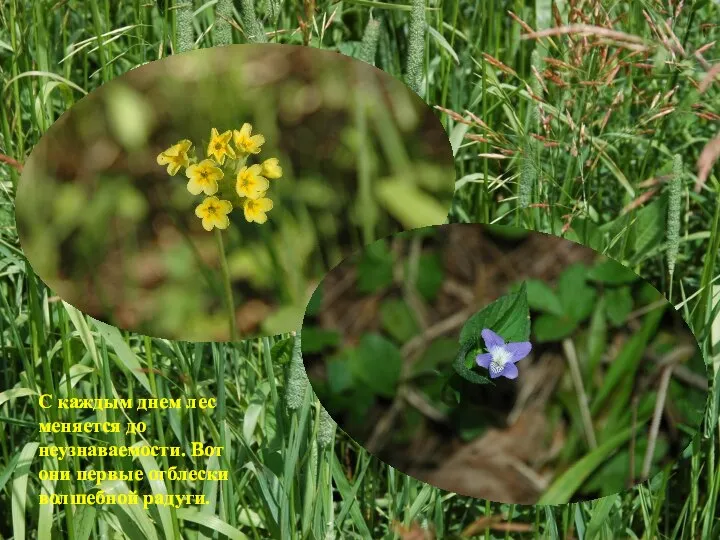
[302,223,708,504]
[16,44,455,342]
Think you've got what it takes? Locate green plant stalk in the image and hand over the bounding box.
[215,229,238,341]
[404,0,425,95]
[359,18,381,65]
[176,0,195,53]
[212,0,234,46]
[667,154,682,288]
[240,0,268,43]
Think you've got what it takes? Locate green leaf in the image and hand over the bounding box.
[631,194,668,262]
[538,426,635,504]
[558,264,596,323]
[460,281,531,345]
[93,320,152,394]
[586,297,607,375]
[562,217,602,249]
[375,179,449,229]
[349,334,402,397]
[591,304,666,414]
[300,327,340,354]
[455,282,530,384]
[534,314,579,342]
[270,336,294,365]
[305,285,323,316]
[357,240,394,293]
[412,337,458,376]
[327,355,354,394]
[412,252,444,302]
[380,299,420,343]
[525,279,565,316]
[605,287,634,326]
[587,258,639,285]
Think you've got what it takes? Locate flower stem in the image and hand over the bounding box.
[215,229,238,341]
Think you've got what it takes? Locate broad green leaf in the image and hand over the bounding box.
[349,334,402,397]
[300,327,340,354]
[534,314,579,342]
[380,299,420,343]
[455,282,530,384]
[412,337,458,376]
[460,281,531,345]
[357,240,394,293]
[412,252,444,302]
[327,355,354,394]
[526,279,565,317]
[605,287,634,326]
[587,258,639,284]
[558,264,596,323]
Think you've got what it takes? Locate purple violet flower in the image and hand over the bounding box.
[475,328,532,380]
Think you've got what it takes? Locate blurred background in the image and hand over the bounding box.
[15,45,455,342]
[302,224,707,504]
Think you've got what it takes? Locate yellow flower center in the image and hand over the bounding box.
[215,142,222,150]
[200,170,208,179]
[206,205,217,215]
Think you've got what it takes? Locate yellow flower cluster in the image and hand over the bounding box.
[156,125,282,230]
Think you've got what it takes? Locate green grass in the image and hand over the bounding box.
[0,0,719,538]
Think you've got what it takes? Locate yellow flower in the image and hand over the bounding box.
[236,164,269,199]
[186,159,224,196]
[260,157,282,179]
[243,197,273,224]
[233,123,265,155]
[195,196,233,231]
[156,139,192,176]
[207,128,236,164]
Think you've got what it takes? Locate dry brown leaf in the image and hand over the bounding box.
[695,133,720,192]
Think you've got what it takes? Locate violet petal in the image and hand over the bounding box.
[505,341,532,363]
[476,353,493,369]
[481,328,505,348]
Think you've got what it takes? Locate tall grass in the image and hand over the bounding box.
[1,0,719,538]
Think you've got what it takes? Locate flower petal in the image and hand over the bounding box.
[219,200,233,214]
[258,198,273,211]
[505,341,532,363]
[475,353,492,369]
[481,328,505,348]
[201,217,214,231]
[203,180,218,195]
[187,178,204,195]
[214,215,230,230]
[254,212,267,224]
[501,362,519,379]
[157,153,170,165]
